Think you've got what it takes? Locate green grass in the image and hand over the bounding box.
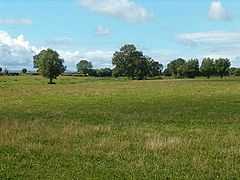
[1,76,240,179]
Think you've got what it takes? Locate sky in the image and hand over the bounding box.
[0,0,240,70]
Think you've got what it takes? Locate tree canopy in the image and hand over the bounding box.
[76,60,93,74]
[22,68,27,74]
[167,58,186,78]
[215,58,231,78]
[34,49,66,84]
[200,58,215,79]
[112,44,162,80]
[230,67,240,76]
[184,59,199,78]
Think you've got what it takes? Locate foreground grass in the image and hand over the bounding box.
[1,76,240,179]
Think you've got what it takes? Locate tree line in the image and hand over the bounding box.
[76,44,163,80]
[164,57,232,79]
[79,44,236,80]
[76,60,112,77]
[1,44,240,83]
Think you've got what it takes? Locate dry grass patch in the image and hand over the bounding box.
[0,121,116,154]
[145,135,186,152]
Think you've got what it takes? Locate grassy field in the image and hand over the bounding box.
[1,76,240,179]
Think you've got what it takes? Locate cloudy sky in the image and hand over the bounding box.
[0,0,240,70]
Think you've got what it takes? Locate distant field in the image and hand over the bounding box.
[1,76,240,179]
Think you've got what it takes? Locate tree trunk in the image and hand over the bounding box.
[49,77,54,84]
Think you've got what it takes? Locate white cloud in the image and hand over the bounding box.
[208,0,231,21]
[0,31,35,69]
[79,0,152,23]
[59,50,113,70]
[83,50,113,68]
[178,31,240,66]
[178,31,240,46]
[0,19,32,25]
[0,31,113,70]
[96,25,111,36]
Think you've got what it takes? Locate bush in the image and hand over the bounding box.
[22,68,27,74]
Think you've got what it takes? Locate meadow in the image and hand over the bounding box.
[1,76,240,179]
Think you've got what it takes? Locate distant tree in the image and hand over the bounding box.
[96,68,112,77]
[200,58,215,78]
[81,68,113,77]
[148,58,163,77]
[230,67,237,76]
[112,67,122,78]
[88,69,97,77]
[22,68,27,74]
[176,64,185,78]
[4,68,8,75]
[163,68,172,76]
[184,59,199,78]
[76,60,93,75]
[113,44,138,79]
[167,58,186,78]
[215,58,231,78]
[33,55,38,69]
[0,67,2,73]
[230,67,240,76]
[234,69,240,76]
[135,56,150,80]
[112,44,163,80]
[34,49,66,84]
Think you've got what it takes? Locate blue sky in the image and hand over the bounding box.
[0,0,240,70]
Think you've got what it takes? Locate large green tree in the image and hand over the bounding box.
[112,44,162,80]
[76,60,93,74]
[167,58,186,78]
[112,44,146,79]
[135,56,150,80]
[34,49,66,84]
[184,59,199,78]
[215,58,231,78]
[112,44,142,79]
[200,58,215,79]
[148,58,164,77]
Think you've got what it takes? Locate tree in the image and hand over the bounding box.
[148,58,163,77]
[112,44,145,79]
[230,67,240,76]
[76,60,93,74]
[96,68,112,77]
[34,49,66,84]
[33,55,38,69]
[215,58,231,78]
[112,44,161,80]
[22,68,27,74]
[163,68,171,76]
[135,56,150,80]
[167,58,186,78]
[234,69,240,76]
[0,67,2,73]
[184,59,199,78]
[4,68,8,75]
[176,65,185,78]
[88,69,97,77]
[200,58,215,78]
